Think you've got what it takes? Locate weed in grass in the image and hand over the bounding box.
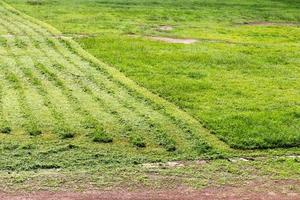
[66,144,78,149]
[0,127,11,134]
[155,130,176,152]
[26,0,44,6]
[28,129,42,136]
[187,72,206,79]
[5,73,21,89]
[0,37,8,47]
[15,39,27,48]
[130,135,146,148]
[165,143,176,152]
[46,38,55,47]
[92,130,113,143]
[84,123,96,129]
[51,63,64,70]
[29,163,61,170]
[32,39,41,48]
[193,140,212,154]
[159,137,176,152]
[59,130,75,139]
[19,143,35,150]
[2,143,19,151]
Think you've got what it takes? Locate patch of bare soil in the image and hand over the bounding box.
[0,180,299,200]
[158,26,173,31]
[148,36,198,44]
[0,34,16,38]
[240,21,300,26]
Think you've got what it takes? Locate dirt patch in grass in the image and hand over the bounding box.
[0,180,299,200]
[142,161,185,169]
[0,34,16,38]
[158,26,173,31]
[148,36,198,44]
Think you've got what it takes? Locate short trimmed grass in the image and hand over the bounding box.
[0,2,224,172]
[7,0,300,149]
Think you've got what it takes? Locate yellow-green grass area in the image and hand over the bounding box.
[7,0,300,149]
[0,1,234,172]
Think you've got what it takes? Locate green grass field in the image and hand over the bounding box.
[6,0,300,149]
[0,0,299,194]
[0,1,231,172]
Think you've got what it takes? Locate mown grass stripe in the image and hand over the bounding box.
[33,60,113,139]
[1,5,162,148]
[0,16,78,136]
[0,17,57,132]
[0,67,25,132]
[0,63,40,136]
[0,75,11,134]
[0,33,9,131]
[0,16,84,129]
[1,3,218,152]
[5,12,176,150]
[18,28,164,148]
[0,14,101,140]
[45,42,184,150]
[2,16,127,145]
[0,22,39,135]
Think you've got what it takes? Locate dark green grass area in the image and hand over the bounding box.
[7,0,300,149]
[82,35,300,149]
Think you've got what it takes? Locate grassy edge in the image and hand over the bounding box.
[0,155,299,193]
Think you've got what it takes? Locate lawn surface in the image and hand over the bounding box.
[6,0,300,149]
[0,1,227,171]
[0,0,299,197]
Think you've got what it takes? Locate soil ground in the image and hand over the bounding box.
[0,180,299,200]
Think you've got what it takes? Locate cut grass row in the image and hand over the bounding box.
[10,13,185,151]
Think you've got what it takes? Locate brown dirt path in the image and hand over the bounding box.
[0,180,299,200]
